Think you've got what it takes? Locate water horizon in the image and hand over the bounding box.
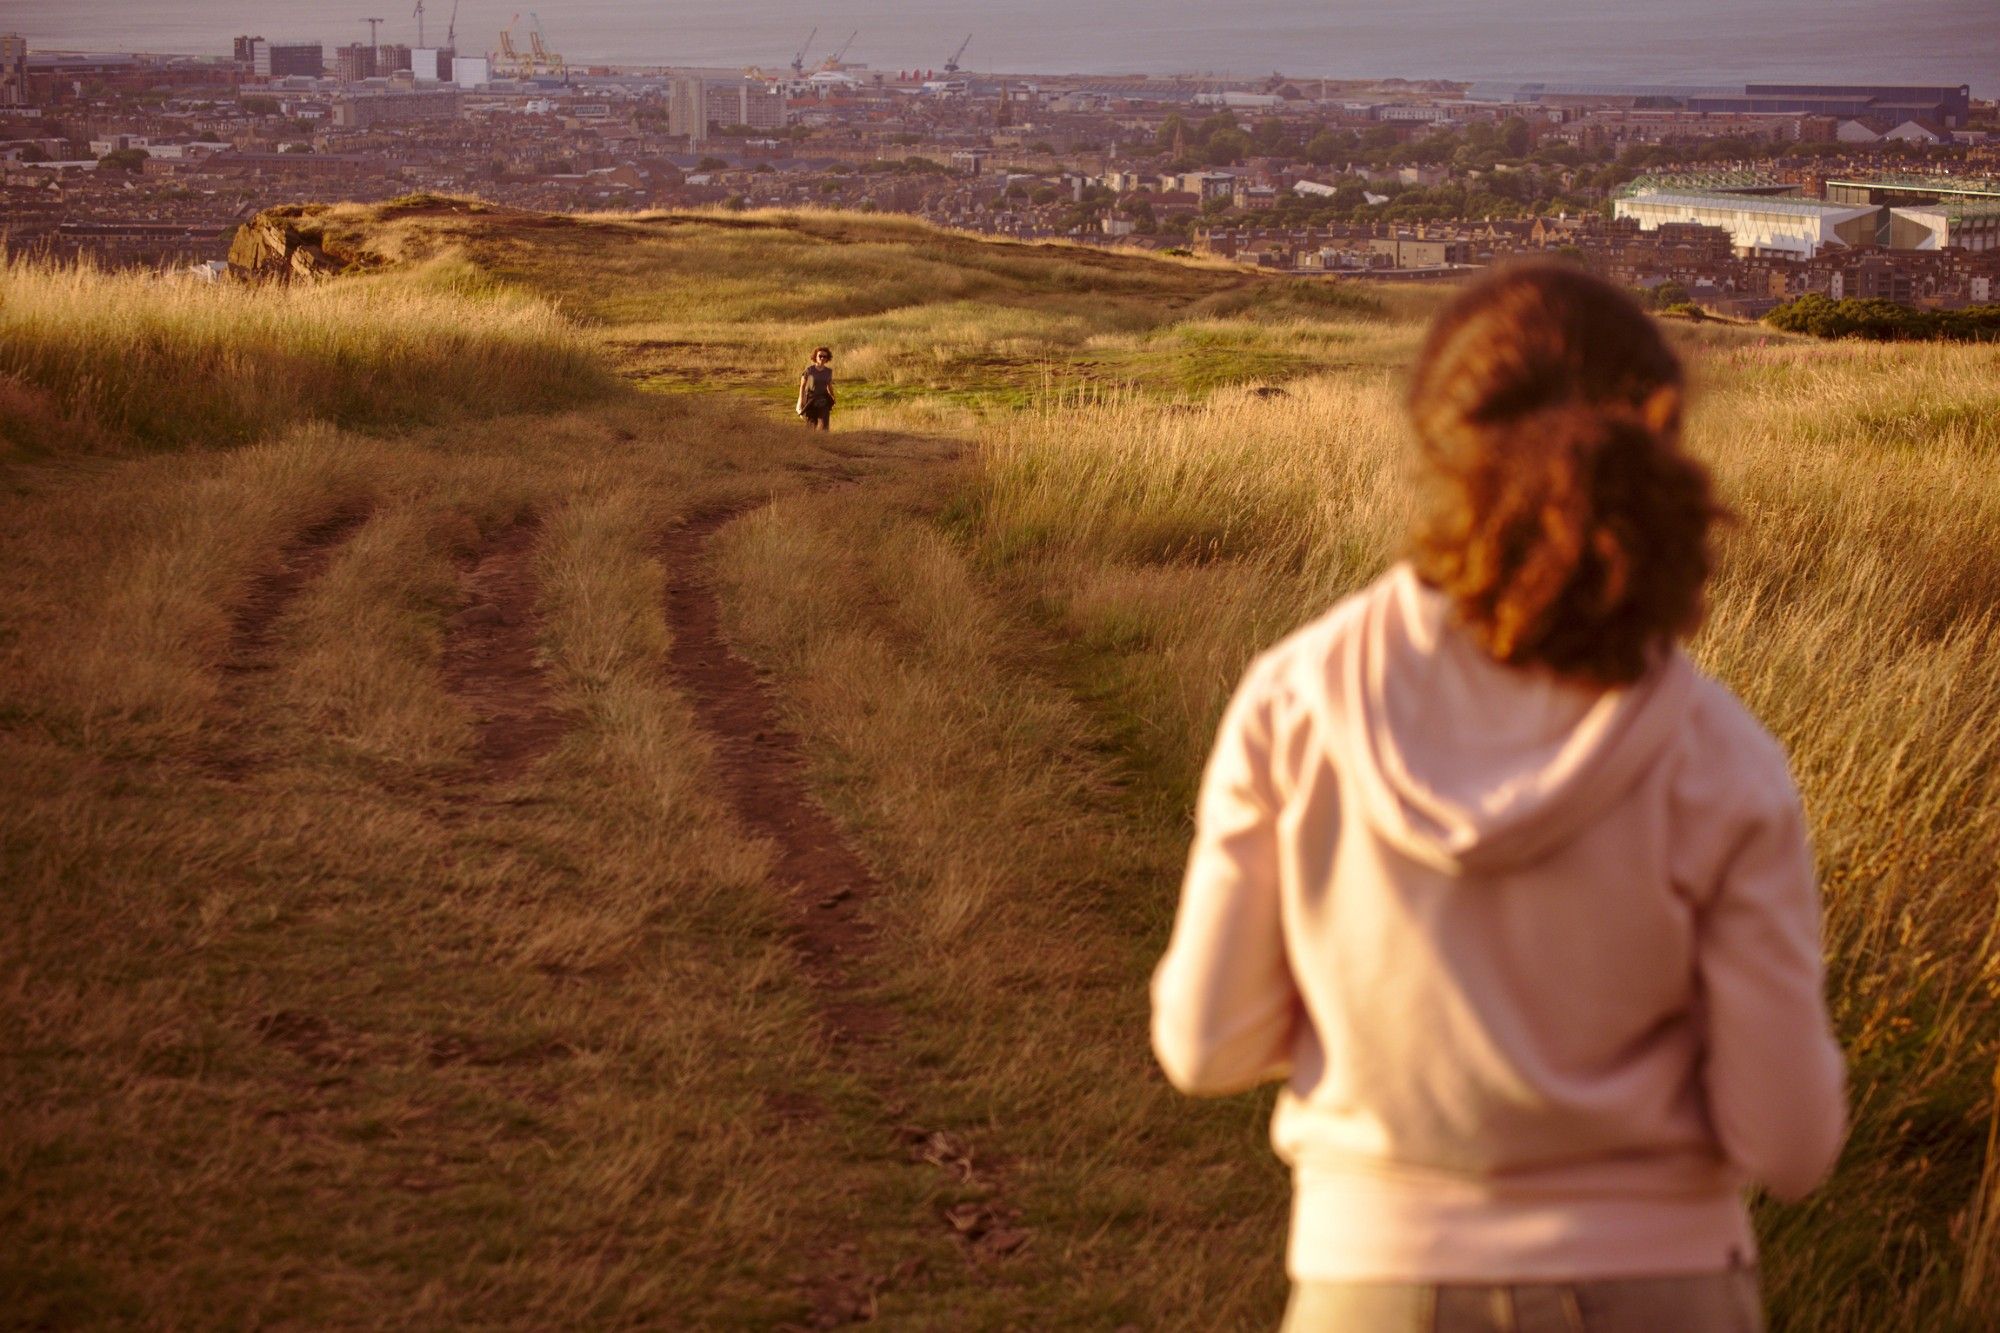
[14,2,1994,98]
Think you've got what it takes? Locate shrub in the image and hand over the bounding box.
[1766,293,2000,343]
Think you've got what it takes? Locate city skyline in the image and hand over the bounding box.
[10,1,1995,96]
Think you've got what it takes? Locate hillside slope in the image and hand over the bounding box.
[3,201,1997,1330]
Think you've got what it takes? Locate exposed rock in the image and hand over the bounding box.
[227,205,369,282]
[288,244,341,280]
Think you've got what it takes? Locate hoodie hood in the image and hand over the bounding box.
[1329,564,1695,874]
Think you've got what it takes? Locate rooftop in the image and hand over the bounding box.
[1619,190,1875,217]
[1825,175,2000,199]
[1622,172,1802,197]
[1893,199,2000,220]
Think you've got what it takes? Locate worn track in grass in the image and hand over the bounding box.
[209,500,374,777]
[658,495,1027,1328]
[439,514,568,784]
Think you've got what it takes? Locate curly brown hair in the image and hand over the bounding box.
[1406,262,1726,686]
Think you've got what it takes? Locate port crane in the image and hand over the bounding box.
[944,35,971,75]
[822,31,857,71]
[789,27,817,78]
[528,11,566,79]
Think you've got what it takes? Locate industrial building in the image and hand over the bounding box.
[251,39,323,80]
[1471,81,1972,129]
[1614,191,1879,260]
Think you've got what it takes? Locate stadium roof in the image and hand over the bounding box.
[1824,175,2000,199]
[1620,190,1875,217]
[1621,172,1801,197]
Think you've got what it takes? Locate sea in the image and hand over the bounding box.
[10,0,1995,97]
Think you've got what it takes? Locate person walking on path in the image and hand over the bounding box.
[1151,263,1846,1333]
[797,346,836,431]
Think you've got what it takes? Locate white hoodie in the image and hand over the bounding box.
[1152,563,1846,1282]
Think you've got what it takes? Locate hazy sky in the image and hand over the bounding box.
[7,1,1992,94]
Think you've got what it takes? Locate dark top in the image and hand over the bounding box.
[802,364,834,402]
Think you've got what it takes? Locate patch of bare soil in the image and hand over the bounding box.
[657,506,883,1042]
[224,502,373,679]
[439,515,567,782]
[658,503,1028,1325]
[208,502,373,777]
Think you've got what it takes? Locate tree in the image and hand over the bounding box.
[1501,117,1532,157]
[240,95,280,117]
[1251,118,1289,155]
[96,147,149,172]
[1645,280,1693,309]
[1118,196,1155,224]
[1155,113,1187,153]
[696,155,729,172]
[1304,130,1349,166]
[1195,112,1238,144]
[1203,129,1250,166]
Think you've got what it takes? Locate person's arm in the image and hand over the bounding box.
[1695,781,1847,1200]
[1151,657,1299,1095]
[796,372,809,415]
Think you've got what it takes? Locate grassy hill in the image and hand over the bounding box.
[2,199,1996,1330]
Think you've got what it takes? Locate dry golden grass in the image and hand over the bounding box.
[0,391,958,1326]
[0,258,610,454]
[714,476,1292,1326]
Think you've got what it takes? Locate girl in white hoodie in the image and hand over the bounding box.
[1152,263,1846,1332]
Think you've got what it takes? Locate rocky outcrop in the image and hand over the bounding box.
[227,205,375,282]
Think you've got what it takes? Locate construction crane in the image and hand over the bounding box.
[790,27,817,78]
[528,11,565,80]
[364,17,385,56]
[944,35,971,75]
[822,30,857,71]
[445,0,459,50]
[412,0,425,47]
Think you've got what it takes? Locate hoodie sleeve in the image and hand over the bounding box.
[1695,777,1847,1201]
[1151,655,1300,1096]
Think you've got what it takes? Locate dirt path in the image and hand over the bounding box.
[209,501,374,777]
[658,502,1026,1327]
[658,504,882,1041]
[439,515,568,783]
[224,502,373,681]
